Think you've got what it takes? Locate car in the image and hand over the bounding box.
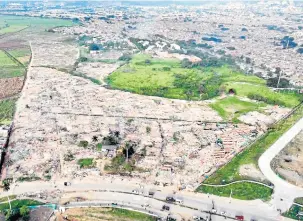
[166,197,176,203]
[64,182,71,186]
[220,211,226,215]
[235,215,244,221]
[149,191,155,196]
[175,198,183,204]
[132,189,139,194]
[192,216,205,220]
[211,209,217,213]
[161,205,170,211]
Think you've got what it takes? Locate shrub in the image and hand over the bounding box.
[146,126,151,134]
[78,140,89,148]
[78,158,94,168]
[64,150,75,161]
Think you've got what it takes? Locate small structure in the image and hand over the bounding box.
[101,145,118,158]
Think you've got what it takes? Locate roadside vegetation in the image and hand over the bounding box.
[0,199,42,210]
[196,182,272,200]
[202,103,303,185]
[63,207,156,221]
[283,204,303,220]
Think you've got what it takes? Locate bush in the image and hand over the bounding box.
[146,126,151,134]
[119,54,132,62]
[78,158,94,168]
[64,150,75,161]
[78,140,89,148]
[89,43,101,51]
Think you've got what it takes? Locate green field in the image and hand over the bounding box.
[0,98,16,124]
[0,15,74,34]
[224,82,301,107]
[210,96,266,122]
[0,25,27,34]
[295,198,303,205]
[196,182,272,200]
[203,104,303,185]
[7,48,31,65]
[107,54,301,107]
[0,50,17,67]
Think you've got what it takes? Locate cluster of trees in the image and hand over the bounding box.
[5,205,30,221]
[173,72,222,100]
[266,77,291,88]
[181,54,235,69]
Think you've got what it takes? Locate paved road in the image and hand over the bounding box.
[258,117,303,212]
[1,178,285,221]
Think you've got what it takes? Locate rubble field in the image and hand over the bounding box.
[3,34,292,189]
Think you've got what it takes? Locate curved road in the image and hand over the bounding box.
[258,117,303,212]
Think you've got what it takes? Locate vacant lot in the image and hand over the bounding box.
[59,207,156,221]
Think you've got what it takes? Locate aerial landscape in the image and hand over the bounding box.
[0,0,302,220]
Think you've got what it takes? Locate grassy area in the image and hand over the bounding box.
[283,204,303,220]
[203,104,303,185]
[107,54,301,106]
[196,182,272,200]
[0,98,16,124]
[224,82,301,107]
[8,48,31,65]
[0,50,17,67]
[0,199,42,211]
[0,67,25,78]
[210,96,266,121]
[78,158,94,168]
[108,208,156,221]
[0,25,27,34]
[66,207,156,221]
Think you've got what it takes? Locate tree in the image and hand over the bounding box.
[20,205,30,220]
[145,59,151,65]
[181,58,192,68]
[89,43,100,51]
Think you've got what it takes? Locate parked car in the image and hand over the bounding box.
[166,197,176,203]
[161,205,170,211]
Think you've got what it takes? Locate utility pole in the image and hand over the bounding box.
[277,38,290,88]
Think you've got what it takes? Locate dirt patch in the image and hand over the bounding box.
[0,77,24,99]
[239,163,266,181]
[271,130,303,187]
